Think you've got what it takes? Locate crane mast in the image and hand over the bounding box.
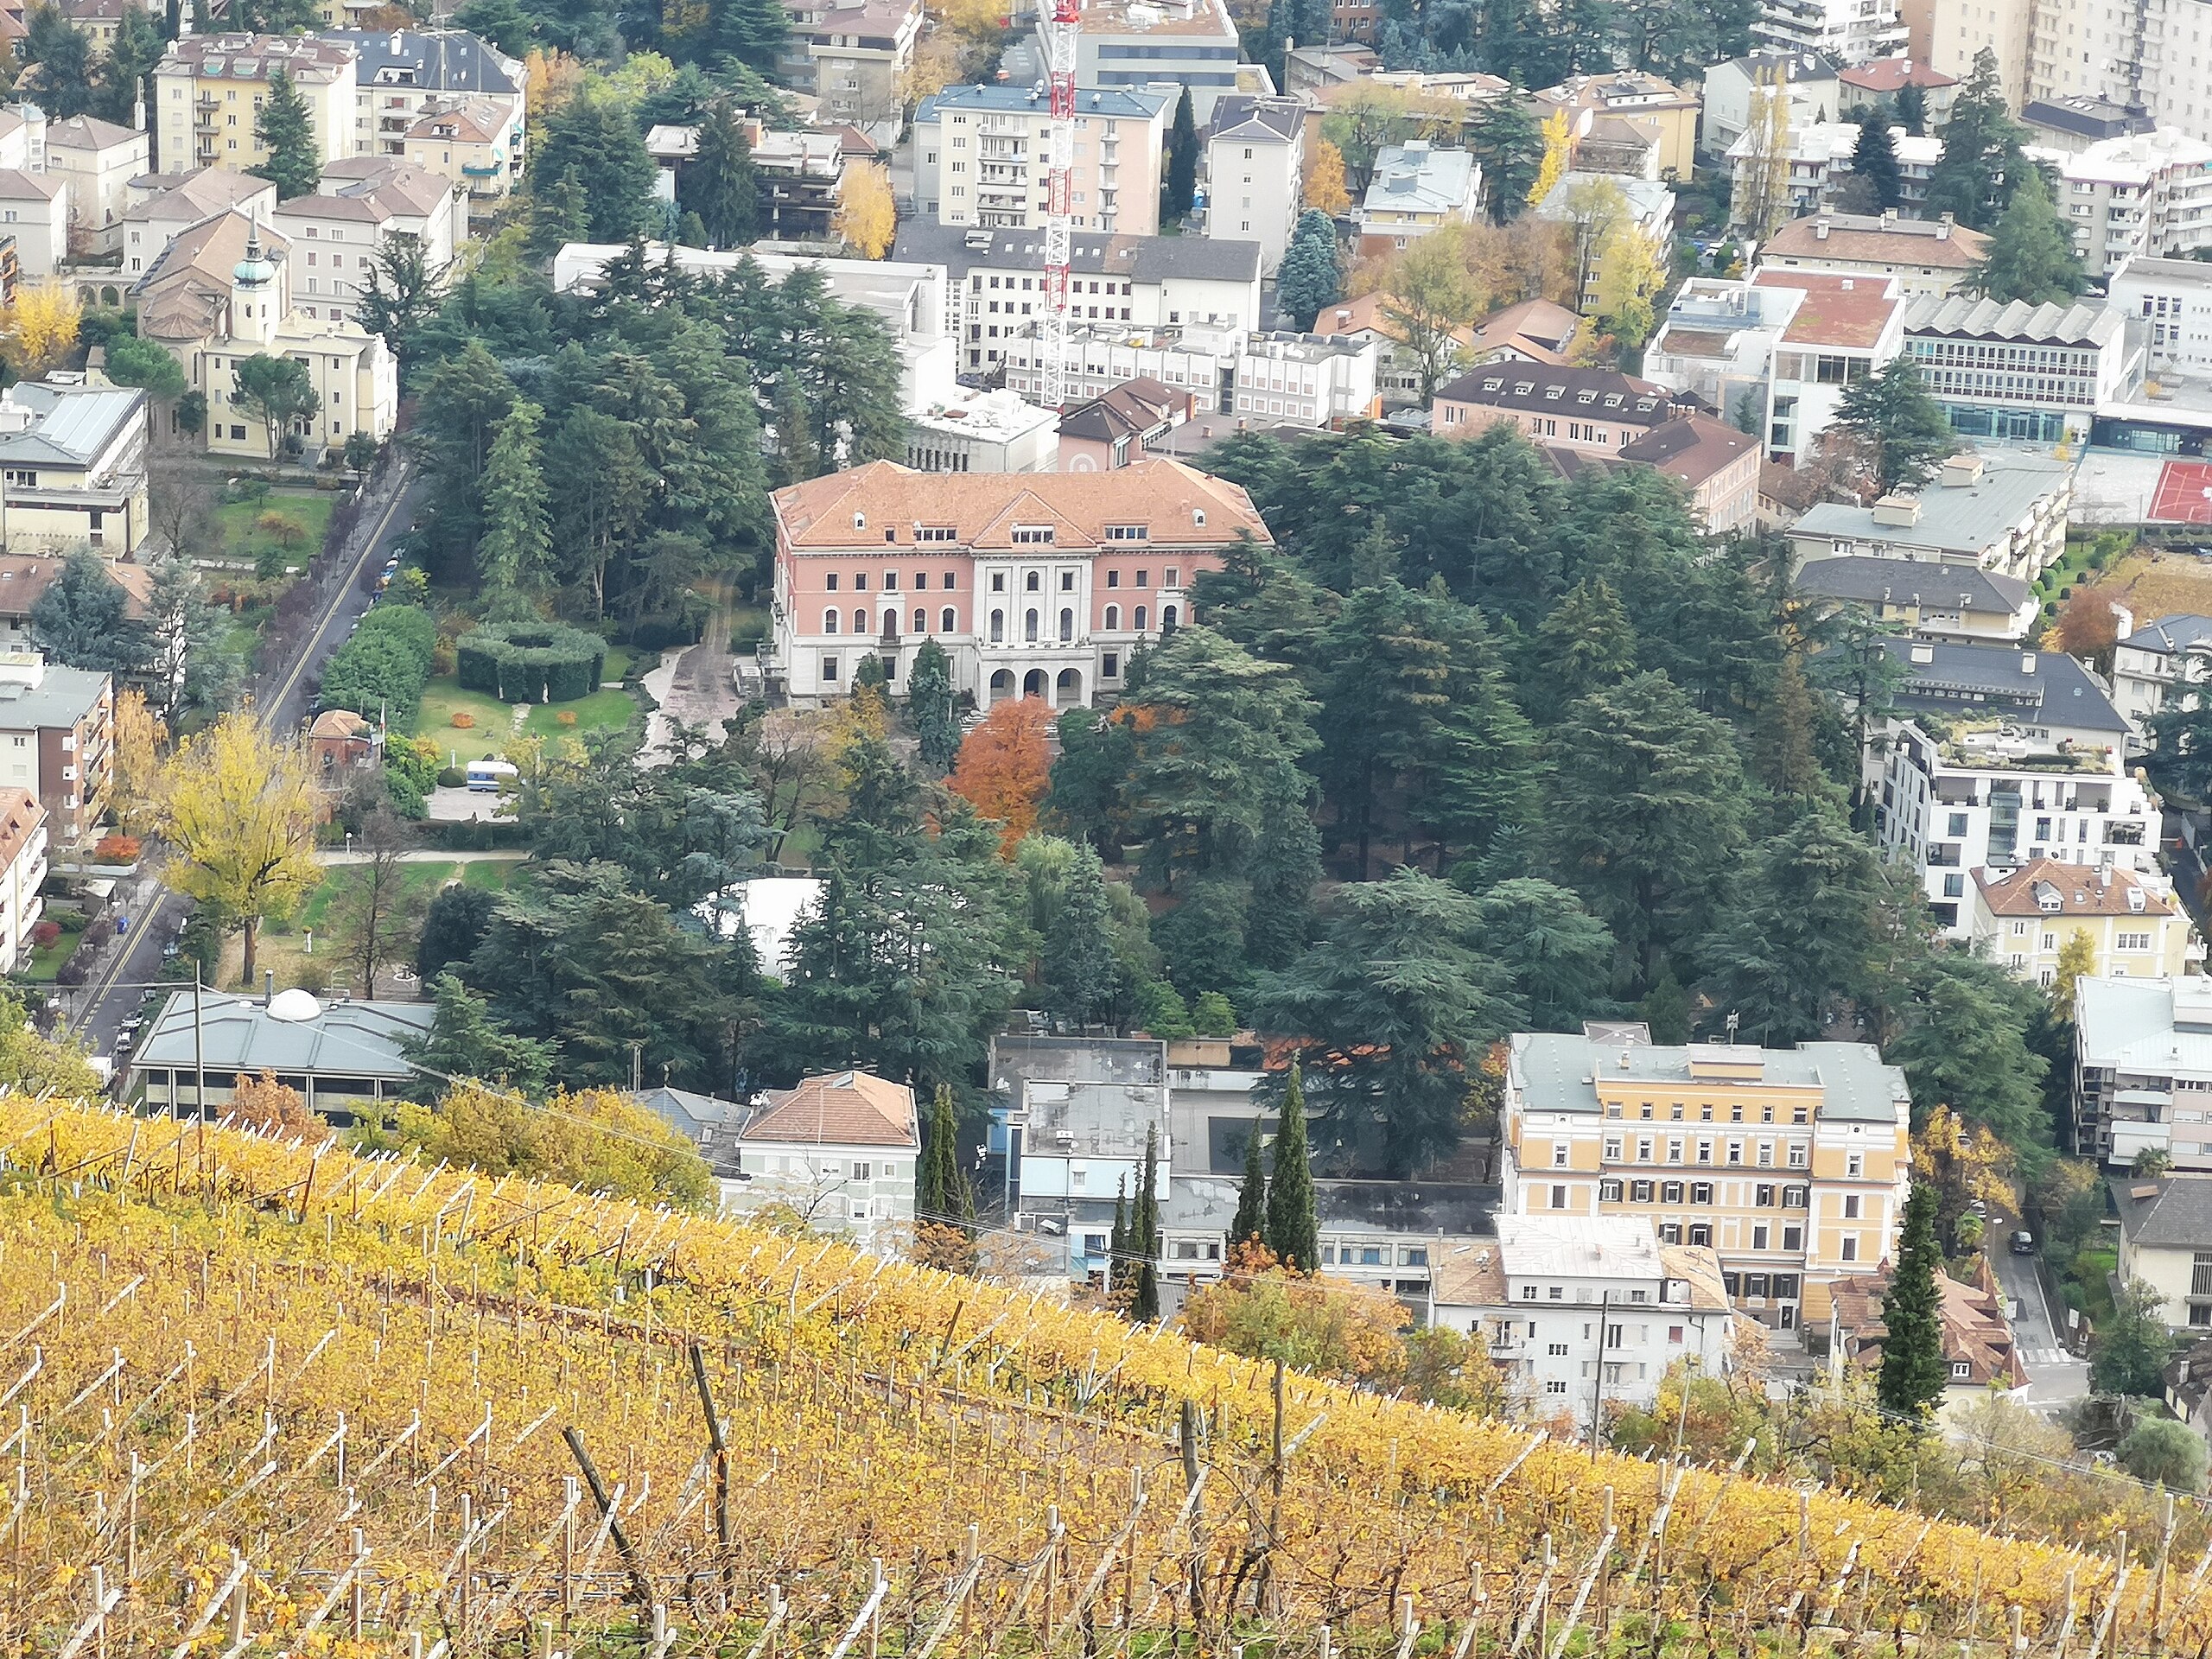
[1035,0,1080,409]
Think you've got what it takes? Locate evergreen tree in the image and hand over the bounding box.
[1470,94,1545,222]
[1924,46,2029,230]
[1263,1061,1319,1270]
[680,102,761,248]
[1877,1182,1947,1417]
[907,638,959,771]
[1165,87,1198,220]
[1851,111,1902,210]
[1529,575,1637,719]
[1275,212,1343,330]
[476,399,553,594]
[1108,1175,1130,1298]
[1472,878,1618,1033]
[251,68,321,200]
[2094,1278,2178,1398]
[528,170,592,261]
[96,3,164,128]
[1973,167,2087,306]
[712,0,793,76]
[1043,844,1120,1025]
[533,97,658,241]
[1833,357,1954,494]
[1895,81,1929,136]
[1130,1125,1162,1320]
[1229,1116,1268,1252]
[917,1082,974,1227]
[24,9,96,118]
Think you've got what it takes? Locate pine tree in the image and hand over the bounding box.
[1924,46,2029,230]
[251,68,321,200]
[1165,87,1198,221]
[476,399,552,594]
[681,102,761,248]
[1263,1061,1319,1272]
[1229,1116,1268,1253]
[1276,212,1343,330]
[1895,82,1928,136]
[1851,111,1902,211]
[1833,357,1954,494]
[1877,1182,1948,1418]
[1130,1124,1161,1320]
[528,171,591,261]
[907,638,959,772]
[1469,94,1545,223]
[1973,167,2087,307]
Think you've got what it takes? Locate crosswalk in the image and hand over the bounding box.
[2020,1348,2077,1368]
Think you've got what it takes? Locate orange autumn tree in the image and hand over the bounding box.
[947,696,1052,855]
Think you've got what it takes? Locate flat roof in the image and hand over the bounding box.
[1790,453,2070,553]
[130,992,434,1077]
[1509,1033,1908,1123]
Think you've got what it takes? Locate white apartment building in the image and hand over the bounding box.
[2077,979,2212,1171]
[1758,210,1990,296]
[1704,51,1843,155]
[2045,129,2212,275]
[2113,252,2212,377]
[1755,0,1910,66]
[1205,95,1302,273]
[0,170,66,276]
[2113,611,2212,738]
[2028,0,2212,149]
[43,115,145,258]
[1728,121,1940,219]
[1751,268,1908,463]
[1872,640,2158,935]
[1356,140,1481,255]
[1430,1217,1736,1427]
[1061,0,1246,123]
[723,1070,919,1249]
[988,1034,1171,1281]
[913,84,1170,236]
[1646,276,1807,418]
[0,787,46,977]
[328,30,523,172]
[1787,449,2072,580]
[1001,321,1380,424]
[271,161,463,325]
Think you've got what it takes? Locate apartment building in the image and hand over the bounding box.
[1534,71,1701,179]
[55,0,142,48]
[1703,51,1842,154]
[43,115,145,257]
[0,372,149,557]
[1727,120,1938,220]
[1001,321,1381,424]
[2077,980,2212,1172]
[271,160,462,324]
[120,168,273,281]
[152,35,356,179]
[1356,141,1481,256]
[1500,1026,1913,1332]
[1645,276,1806,419]
[1432,1217,1735,1427]
[328,30,523,174]
[1836,54,1960,124]
[1433,364,1693,451]
[1205,95,1302,272]
[1901,0,2028,105]
[1786,450,2072,580]
[0,168,65,276]
[1534,172,1674,310]
[1752,269,1908,464]
[754,128,854,240]
[0,786,44,976]
[1903,292,2136,443]
[2026,0,2212,153]
[2050,129,2212,276]
[988,1034,1170,1281]
[1871,640,2157,934]
[1057,376,1193,471]
[1970,856,2195,985]
[768,459,1270,709]
[2113,611,2212,738]
[1060,0,1245,123]
[1754,0,1910,65]
[401,98,520,207]
[0,650,111,846]
[1758,210,1989,296]
[1792,556,2037,640]
[915,84,1169,235]
[906,388,1059,473]
[781,0,923,129]
[1158,1173,1494,1306]
[2113,253,2212,378]
[722,1070,919,1250]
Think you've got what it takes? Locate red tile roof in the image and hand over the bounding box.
[1838,57,1958,92]
[1752,269,1904,349]
[741,1070,918,1149]
[1973,856,2178,918]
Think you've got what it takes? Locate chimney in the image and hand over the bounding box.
[2021,652,2038,674]
[1815,219,1830,239]
[264,970,274,1008]
[1936,212,1953,240]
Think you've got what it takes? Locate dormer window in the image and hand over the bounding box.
[1543,386,1563,400]
[1011,525,1054,543]
[1576,390,1596,404]
[1512,381,1534,394]
[1481,377,1503,391]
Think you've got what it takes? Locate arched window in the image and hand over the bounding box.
[1104,604,1120,630]
[1026,571,1040,592]
[823,610,840,635]
[854,608,868,634]
[1134,605,1148,632]
[989,609,1004,643]
[941,607,957,632]
[1024,608,1039,643]
[1163,604,1179,630]
[1058,607,1074,642]
[913,607,925,634]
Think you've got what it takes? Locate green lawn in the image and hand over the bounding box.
[461,857,525,891]
[214,489,336,573]
[231,857,524,992]
[408,675,639,760]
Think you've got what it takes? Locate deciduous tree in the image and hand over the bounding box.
[5,281,79,374]
[157,712,323,986]
[1302,137,1351,214]
[111,687,164,840]
[833,161,897,257]
[397,1081,715,1208]
[1382,227,1482,404]
[232,354,317,458]
[2093,1277,2177,1398]
[948,696,1052,855]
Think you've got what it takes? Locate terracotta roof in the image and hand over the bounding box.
[1658,1243,1732,1311]
[408,98,505,143]
[1314,289,1474,350]
[772,459,1271,551]
[1972,856,2178,919]
[1838,57,1958,92]
[131,209,291,341]
[0,552,144,620]
[741,1070,918,1149]
[1831,1258,2026,1389]
[310,709,372,739]
[1469,296,1580,353]
[1615,413,1757,488]
[1762,212,1988,270]
[1751,269,1904,349]
[1058,375,1190,443]
[0,787,45,873]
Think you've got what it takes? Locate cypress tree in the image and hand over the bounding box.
[1109,1174,1129,1299]
[1264,1061,1319,1272]
[918,1083,972,1228]
[1130,1124,1161,1321]
[1851,111,1902,211]
[1165,88,1198,221]
[1229,1118,1268,1255]
[1877,1182,1948,1417]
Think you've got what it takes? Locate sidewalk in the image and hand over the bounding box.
[319,849,527,866]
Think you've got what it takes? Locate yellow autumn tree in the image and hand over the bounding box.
[156,712,323,987]
[524,48,586,119]
[1525,108,1572,209]
[395,1081,715,1209]
[110,687,165,841]
[1303,137,1351,215]
[834,162,898,258]
[230,1071,322,1135]
[5,281,79,375]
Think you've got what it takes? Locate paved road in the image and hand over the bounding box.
[63,473,425,1069]
[1992,1219,2093,1408]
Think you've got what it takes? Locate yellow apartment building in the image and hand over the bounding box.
[1969,857,2198,987]
[1502,1027,1912,1332]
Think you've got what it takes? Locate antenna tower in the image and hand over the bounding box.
[1036,0,1080,408]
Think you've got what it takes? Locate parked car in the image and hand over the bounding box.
[2010,1229,2036,1255]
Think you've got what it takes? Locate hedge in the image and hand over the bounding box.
[456,620,607,704]
[320,604,436,726]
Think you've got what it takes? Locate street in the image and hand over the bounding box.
[1992,1221,2093,1408]
[61,472,425,1070]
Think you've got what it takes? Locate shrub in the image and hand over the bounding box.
[450,711,475,729]
[55,958,86,987]
[321,605,436,727]
[556,709,577,726]
[436,766,465,788]
[456,620,607,703]
[91,834,140,864]
[29,920,58,948]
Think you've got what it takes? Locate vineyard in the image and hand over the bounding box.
[0,1096,2195,1656]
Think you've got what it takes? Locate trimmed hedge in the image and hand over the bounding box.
[320,604,436,726]
[457,620,607,703]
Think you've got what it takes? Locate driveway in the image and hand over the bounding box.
[1993,1222,2093,1408]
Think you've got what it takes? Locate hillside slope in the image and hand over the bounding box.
[0,1099,2174,1653]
